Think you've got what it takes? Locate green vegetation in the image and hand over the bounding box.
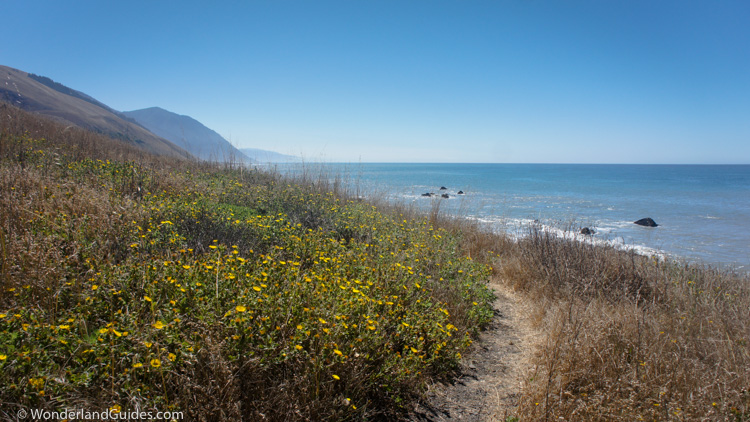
[0,105,494,420]
[3,103,749,421]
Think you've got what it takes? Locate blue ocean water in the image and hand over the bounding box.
[283,163,750,271]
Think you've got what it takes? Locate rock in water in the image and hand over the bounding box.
[439,186,447,190]
[580,227,593,235]
[634,218,659,227]
[441,194,450,199]
[457,190,464,195]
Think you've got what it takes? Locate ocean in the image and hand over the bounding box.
[279,163,750,271]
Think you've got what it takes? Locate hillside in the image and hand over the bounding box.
[123,107,252,163]
[26,72,118,115]
[0,105,495,421]
[0,65,189,157]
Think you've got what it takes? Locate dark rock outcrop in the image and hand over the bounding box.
[457,190,464,195]
[421,192,434,197]
[634,218,659,227]
[441,194,450,199]
[580,227,593,235]
[439,186,447,190]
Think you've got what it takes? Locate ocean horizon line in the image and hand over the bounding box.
[267,161,750,166]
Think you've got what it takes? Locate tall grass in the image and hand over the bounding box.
[283,163,741,420]
[503,225,750,421]
[0,104,495,421]
[3,103,748,421]
[379,204,750,420]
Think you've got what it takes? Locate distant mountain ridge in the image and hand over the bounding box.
[2,64,295,164]
[123,108,300,164]
[239,148,299,163]
[0,65,188,157]
[123,107,252,163]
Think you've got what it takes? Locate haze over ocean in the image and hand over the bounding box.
[288,163,750,270]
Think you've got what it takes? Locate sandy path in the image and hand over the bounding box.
[413,282,538,421]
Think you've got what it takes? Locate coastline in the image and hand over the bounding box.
[294,162,750,272]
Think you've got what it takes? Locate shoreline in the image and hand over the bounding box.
[274,160,750,273]
[349,179,750,273]
[363,188,750,274]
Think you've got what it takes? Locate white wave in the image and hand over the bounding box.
[463,215,668,260]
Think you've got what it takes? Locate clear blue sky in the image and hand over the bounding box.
[3,0,749,163]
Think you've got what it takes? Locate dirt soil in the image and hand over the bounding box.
[412,282,538,421]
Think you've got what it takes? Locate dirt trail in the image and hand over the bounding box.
[413,282,539,421]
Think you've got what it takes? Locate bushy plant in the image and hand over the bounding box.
[0,111,494,421]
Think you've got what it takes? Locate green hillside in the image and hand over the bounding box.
[0,104,494,420]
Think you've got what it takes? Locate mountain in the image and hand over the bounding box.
[123,107,251,163]
[239,148,299,163]
[26,72,117,114]
[0,65,188,157]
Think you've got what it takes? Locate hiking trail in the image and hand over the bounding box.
[414,282,539,421]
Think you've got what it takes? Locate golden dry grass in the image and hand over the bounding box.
[496,226,750,421]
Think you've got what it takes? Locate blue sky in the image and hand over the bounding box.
[3,0,749,163]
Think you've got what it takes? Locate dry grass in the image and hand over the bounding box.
[0,104,496,421]
[501,226,750,421]
[3,103,748,421]
[399,209,750,420]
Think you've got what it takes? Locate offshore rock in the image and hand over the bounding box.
[634,218,659,227]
